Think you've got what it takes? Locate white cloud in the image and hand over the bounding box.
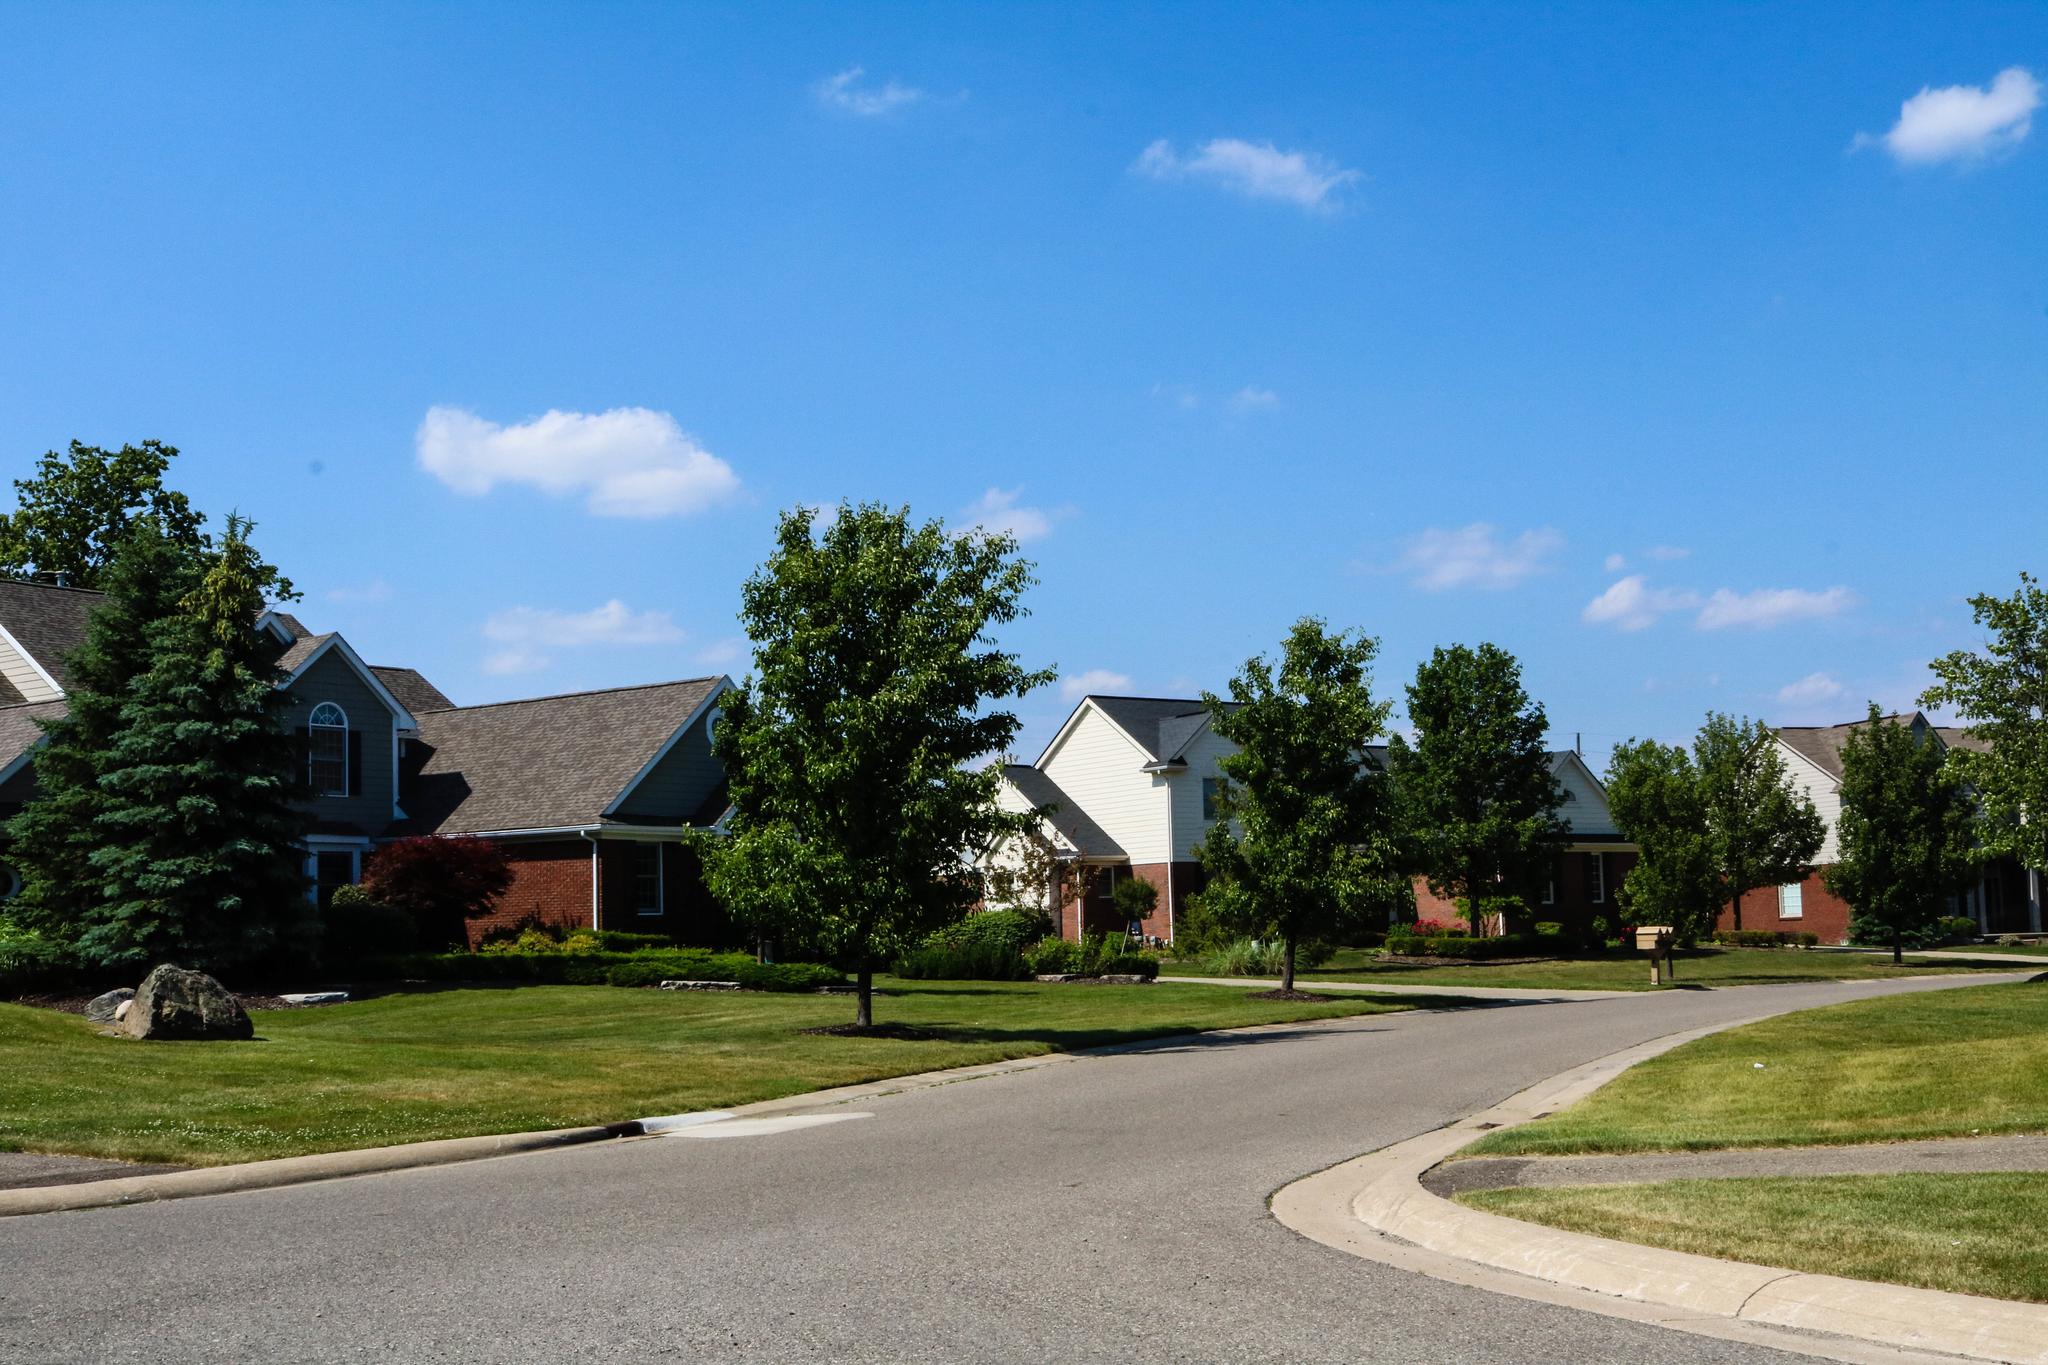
[1777,672,1846,706]
[1582,576,1701,631]
[326,579,392,604]
[960,486,1055,543]
[417,406,741,519]
[1603,553,1627,573]
[696,637,747,669]
[1133,137,1359,211]
[1061,668,1133,702]
[481,599,684,675]
[1151,382,1201,409]
[1392,524,1564,591]
[1696,586,1856,630]
[1646,545,1691,561]
[815,66,923,116]
[1857,66,2040,165]
[1229,386,1280,413]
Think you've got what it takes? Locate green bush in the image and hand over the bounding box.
[1709,929,1821,949]
[590,929,678,952]
[1533,921,1564,940]
[1383,933,1530,960]
[1938,916,1979,944]
[892,938,1032,981]
[322,886,416,963]
[0,922,80,996]
[352,948,842,992]
[1198,936,1331,976]
[1024,936,1082,974]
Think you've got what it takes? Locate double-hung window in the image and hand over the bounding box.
[1201,778,1220,821]
[1777,882,1804,919]
[634,844,663,916]
[308,702,348,796]
[1586,852,1605,904]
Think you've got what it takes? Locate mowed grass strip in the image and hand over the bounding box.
[1459,1173,2048,1303]
[1470,981,2048,1157]
[1931,941,2048,958]
[0,979,1414,1166]
[1165,945,2012,993]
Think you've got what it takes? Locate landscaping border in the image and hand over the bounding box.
[1270,977,2048,1365]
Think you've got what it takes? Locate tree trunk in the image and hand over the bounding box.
[1282,935,1297,993]
[1469,869,1484,938]
[1729,887,1743,932]
[855,966,873,1028]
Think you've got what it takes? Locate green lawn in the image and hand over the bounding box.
[1162,945,2014,993]
[0,979,1417,1166]
[1470,981,2048,1156]
[1460,1174,2048,1303]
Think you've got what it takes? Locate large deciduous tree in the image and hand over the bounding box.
[1189,618,1404,992]
[1920,573,2048,899]
[0,440,209,589]
[1693,713,1824,931]
[85,517,309,970]
[1388,643,1568,937]
[1827,707,1977,962]
[5,518,207,944]
[696,503,1053,1028]
[1606,739,1722,945]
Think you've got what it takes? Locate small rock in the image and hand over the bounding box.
[280,991,349,1006]
[83,988,135,1024]
[121,965,254,1041]
[658,980,742,991]
[114,999,132,1021]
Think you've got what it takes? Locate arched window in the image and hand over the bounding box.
[0,861,20,902]
[706,707,724,750]
[309,702,349,796]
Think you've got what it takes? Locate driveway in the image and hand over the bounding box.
[0,975,1998,1363]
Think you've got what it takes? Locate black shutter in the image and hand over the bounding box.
[347,731,364,797]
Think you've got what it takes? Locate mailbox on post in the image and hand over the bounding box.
[1635,925,1675,985]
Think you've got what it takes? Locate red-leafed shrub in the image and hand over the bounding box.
[361,837,513,950]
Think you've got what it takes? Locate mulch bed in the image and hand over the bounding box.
[796,1023,943,1040]
[1246,988,1337,1002]
[1373,955,1558,967]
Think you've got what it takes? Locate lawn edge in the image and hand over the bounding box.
[1270,972,2048,1365]
[1,995,1410,1219]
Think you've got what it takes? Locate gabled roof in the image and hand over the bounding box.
[1054,694,1240,768]
[1935,726,1992,756]
[0,700,67,783]
[0,579,105,690]
[1776,711,1932,782]
[400,677,725,835]
[1000,763,1125,859]
[372,666,455,714]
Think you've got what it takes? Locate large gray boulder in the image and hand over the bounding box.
[121,965,254,1041]
[83,988,135,1025]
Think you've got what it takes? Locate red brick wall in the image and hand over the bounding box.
[1723,869,1849,944]
[467,840,594,945]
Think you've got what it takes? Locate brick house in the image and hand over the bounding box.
[1727,712,2042,944]
[981,693,1634,943]
[0,578,735,945]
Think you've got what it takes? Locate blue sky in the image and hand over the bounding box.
[2,3,2043,764]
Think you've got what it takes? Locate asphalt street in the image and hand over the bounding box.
[0,975,2001,1363]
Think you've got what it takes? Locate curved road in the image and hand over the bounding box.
[0,976,1997,1362]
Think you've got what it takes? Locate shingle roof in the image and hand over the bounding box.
[1936,726,1993,755]
[400,677,723,835]
[277,631,333,674]
[1776,712,1928,781]
[1000,764,1125,859]
[372,666,455,714]
[0,579,105,690]
[0,700,66,773]
[267,611,311,641]
[1082,695,1236,765]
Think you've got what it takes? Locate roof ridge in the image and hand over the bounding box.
[0,577,107,599]
[421,675,722,715]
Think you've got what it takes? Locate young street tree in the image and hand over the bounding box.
[697,503,1053,1029]
[1825,706,1976,963]
[5,517,207,948]
[1190,618,1404,993]
[1388,643,1568,938]
[86,517,309,970]
[0,439,209,589]
[1694,713,1824,931]
[1921,572,2048,911]
[1606,739,1722,945]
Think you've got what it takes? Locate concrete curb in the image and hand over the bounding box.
[1271,996,2048,1365]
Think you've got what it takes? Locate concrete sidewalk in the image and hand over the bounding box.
[1425,1132,2048,1196]
[1160,973,1633,1002]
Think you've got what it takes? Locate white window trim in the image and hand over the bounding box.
[1541,879,1555,907]
[1587,852,1605,905]
[308,701,349,797]
[1778,881,1804,920]
[635,843,664,917]
[0,861,20,901]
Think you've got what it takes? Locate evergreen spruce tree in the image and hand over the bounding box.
[5,518,205,946]
[85,517,307,971]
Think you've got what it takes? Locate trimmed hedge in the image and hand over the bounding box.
[1708,930,1821,949]
[358,949,844,992]
[1383,933,1530,960]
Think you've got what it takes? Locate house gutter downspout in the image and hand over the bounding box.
[582,828,601,931]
